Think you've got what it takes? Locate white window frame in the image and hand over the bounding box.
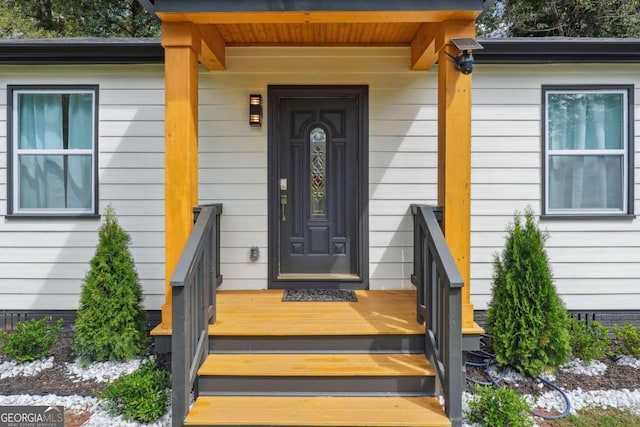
[543,85,633,217]
[8,85,99,216]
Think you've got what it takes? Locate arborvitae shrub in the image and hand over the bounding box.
[73,206,147,362]
[486,209,570,377]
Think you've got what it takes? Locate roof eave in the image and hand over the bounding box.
[0,39,164,65]
[475,38,640,64]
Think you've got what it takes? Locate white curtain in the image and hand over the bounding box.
[19,94,65,209]
[67,94,93,209]
[548,93,623,211]
[18,93,92,210]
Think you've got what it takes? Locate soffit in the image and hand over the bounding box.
[156,11,481,46]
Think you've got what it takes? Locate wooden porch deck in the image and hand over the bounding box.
[152,289,482,427]
[210,289,424,336]
[151,289,483,338]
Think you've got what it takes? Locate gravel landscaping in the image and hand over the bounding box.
[1,330,639,426]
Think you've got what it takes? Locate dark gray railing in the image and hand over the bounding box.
[171,204,223,427]
[411,204,463,427]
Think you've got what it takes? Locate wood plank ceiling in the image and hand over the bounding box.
[156,11,481,46]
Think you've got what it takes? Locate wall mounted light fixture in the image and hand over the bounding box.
[249,94,262,127]
[446,38,484,75]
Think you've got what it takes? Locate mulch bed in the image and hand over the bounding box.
[0,331,106,396]
[466,352,640,397]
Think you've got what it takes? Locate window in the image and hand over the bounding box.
[8,85,98,216]
[543,85,634,216]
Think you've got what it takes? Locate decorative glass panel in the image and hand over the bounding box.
[310,127,326,218]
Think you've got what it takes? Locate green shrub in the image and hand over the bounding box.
[614,323,640,357]
[568,318,611,362]
[99,359,171,423]
[466,385,532,427]
[73,206,147,362]
[0,318,63,363]
[486,209,571,377]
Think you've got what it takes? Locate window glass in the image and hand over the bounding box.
[11,88,97,215]
[544,87,630,215]
[548,93,623,150]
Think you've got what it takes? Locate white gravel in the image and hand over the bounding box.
[65,357,143,383]
[617,355,640,369]
[465,355,640,426]
[0,394,170,427]
[560,358,608,376]
[82,407,171,427]
[0,394,99,414]
[0,357,54,379]
[530,388,640,416]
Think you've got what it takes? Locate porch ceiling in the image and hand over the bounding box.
[150,0,486,70]
[157,11,481,46]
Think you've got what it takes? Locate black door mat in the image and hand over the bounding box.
[282,289,357,302]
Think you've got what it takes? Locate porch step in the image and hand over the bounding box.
[185,396,451,427]
[197,353,436,395]
[179,290,452,427]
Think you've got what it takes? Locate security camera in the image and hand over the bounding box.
[454,51,474,75]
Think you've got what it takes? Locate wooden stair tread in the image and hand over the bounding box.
[185,396,451,426]
[199,353,435,377]
[210,290,424,336]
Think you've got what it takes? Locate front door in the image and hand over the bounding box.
[268,86,368,288]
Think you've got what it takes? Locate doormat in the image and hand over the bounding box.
[282,289,357,302]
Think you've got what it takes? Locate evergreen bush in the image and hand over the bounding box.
[99,359,171,423]
[0,318,62,363]
[466,385,532,427]
[568,318,611,362]
[614,323,640,357]
[486,209,570,377]
[73,206,147,362]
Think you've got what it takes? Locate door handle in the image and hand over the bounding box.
[280,195,288,222]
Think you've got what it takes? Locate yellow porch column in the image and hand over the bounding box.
[161,23,200,329]
[437,21,476,329]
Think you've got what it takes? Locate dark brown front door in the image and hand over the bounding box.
[268,86,368,288]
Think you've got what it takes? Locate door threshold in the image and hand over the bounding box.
[277,273,361,280]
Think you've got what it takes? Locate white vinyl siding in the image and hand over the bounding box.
[0,54,639,313]
[471,64,640,310]
[0,65,166,310]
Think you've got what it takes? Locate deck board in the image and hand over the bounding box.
[185,396,451,426]
[210,290,424,336]
[199,353,435,376]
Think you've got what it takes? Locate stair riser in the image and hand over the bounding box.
[209,335,425,354]
[198,376,436,396]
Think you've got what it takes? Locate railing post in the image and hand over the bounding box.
[172,204,223,427]
[172,286,188,427]
[446,287,463,427]
[411,204,463,427]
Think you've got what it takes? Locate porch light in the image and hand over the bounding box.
[447,37,484,75]
[249,94,262,127]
